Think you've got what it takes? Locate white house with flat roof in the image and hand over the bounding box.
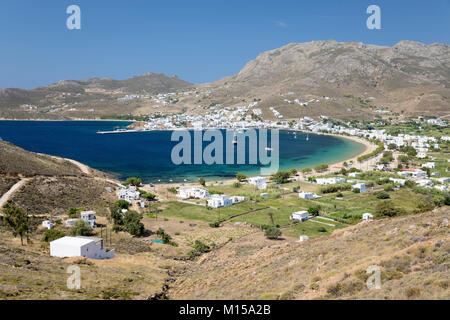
[80,211,96,228]
[362,213,374,221]
[248,177,267,190]
[207,194,233,208]
[42,221,54,230]
[422,162,436,169]
[290,211,309,222]
[118,188,140,202]
[177,186,210,199]
[50,236,114,259]
[352,183,367,193]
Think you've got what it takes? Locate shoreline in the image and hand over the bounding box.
[0,120,379,188]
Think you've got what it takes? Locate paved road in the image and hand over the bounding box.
[0,178,30,208]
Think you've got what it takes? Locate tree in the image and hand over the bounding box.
[122,211,145,236]
[3,203,29,246]
[308,205,321,216]
[42,229,65,243]
[301,168,312,175]
[123,177,142,186]
[267,212,275,225]
[264,227,282,240]
[376,192,390,199]
[70,220,93,236]
[199,178,206,186]
[67,207,83,218]
[236,173,246,182]
[289,168,298,176]
[141,192,156,201]
[375,200,398,218]
[114,200,130,210]
[270,170,290,184]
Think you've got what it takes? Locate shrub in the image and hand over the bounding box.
[67,207,83,218]
[270,171,290,184]
[375,200,399,217]
[188,240,211,259]
[308,205,321,216]
[236,173,246,182]
[264,227,282,240]
[70,220,93,236]
[42,229,65,243]
[383,184,394,192]
[406,287,421,298]
[376,192,390,199]
[232,182,241,188]
[320,183,352,194]
[122,211,145,237]
[123,177,142,186]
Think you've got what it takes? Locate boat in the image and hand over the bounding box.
[306,133,309,141]
[232,132,238,145]
[265,147,273,151]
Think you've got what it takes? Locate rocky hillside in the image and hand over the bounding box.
[0,40,448,120]
[170,207,449,300]
[0,72,193,119]
[0,140,115,216]
[0,140,85,177]
[200,40,450,118]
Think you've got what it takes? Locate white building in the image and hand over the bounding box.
[65,219,78,228]
[348,172,360,178]
[248,176,267,190]
[352,183,367,193]
[42,221,54,230]
[299,235,309,242]
[436,177,450,184]
[50,236,114,259]
[417,152,428,159]
[80,211,96,228]
[290,211,309,222]
[118,188,141,202]
[260,193,269,199]
[362,213,374,221]
[389,178,406,186]
[421,162,436,169]
[230,196,245,204]
[299,191,315,199]
[207,194,233,208]
[177,186,210,199]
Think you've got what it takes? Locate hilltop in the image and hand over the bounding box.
[0,140,116,216]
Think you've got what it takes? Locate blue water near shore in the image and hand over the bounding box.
[0,121,365,183]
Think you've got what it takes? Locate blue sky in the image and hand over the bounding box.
[0,0,449,89]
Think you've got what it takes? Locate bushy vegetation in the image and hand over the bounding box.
[188,240,211,259]
[270,171,291,184]
[123,177,142,186]
[42,229,65,243]
[70,220,93,236]
[264,227,282,240]
[320,183,352,194]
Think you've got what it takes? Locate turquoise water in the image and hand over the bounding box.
[0,121,365,183]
